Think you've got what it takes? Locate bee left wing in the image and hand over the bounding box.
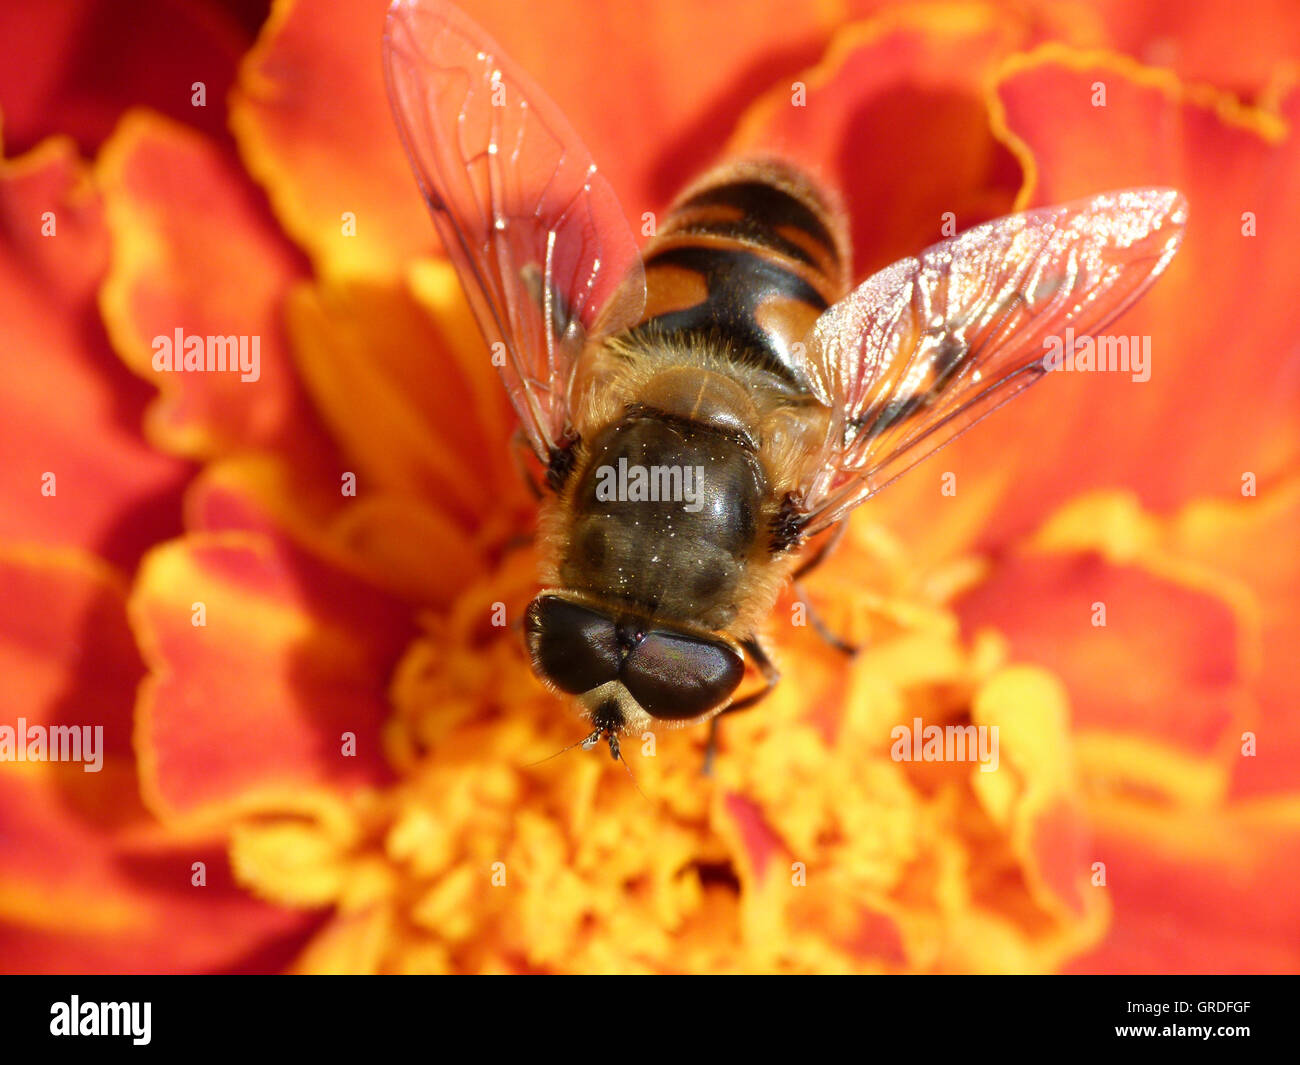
[384,0,646,464]
[788,188,1188,538]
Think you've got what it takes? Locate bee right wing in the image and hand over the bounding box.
[384,0,646,464]
[788,188,1188,538]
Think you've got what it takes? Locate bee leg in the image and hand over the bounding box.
[702,637,779,776]
[499,430,541,557]
[791,520,848,580]
[512,428,545,502]
[791,583,858,656]
[790,524,858,656]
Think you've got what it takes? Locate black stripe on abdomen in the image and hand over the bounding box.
[678,180,841,269]
[633,245,827,385]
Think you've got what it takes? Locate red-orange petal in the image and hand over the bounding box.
[230,0,429,279]
[1082,0,1300,101]
[1065,804,1300,973]
[230,0,860,278]
[958,553,1245,769]
[183,458,490,609]
[1166,481,1300,801]
[284,274,517,527]
[0,0,254,157]
[97,110,330,462]
[990,56,1299,519]
[863,60,1300,563]
[0,135,189,569]
[452,0,847,217]
[130,531,414,820]
[0,546,316,973]
[728,5,1026,277]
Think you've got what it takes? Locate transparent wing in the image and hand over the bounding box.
[383,0,646,462]
[791,188,1188,535]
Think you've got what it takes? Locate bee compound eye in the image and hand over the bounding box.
[524,595,620,695]
[621,631,745,720]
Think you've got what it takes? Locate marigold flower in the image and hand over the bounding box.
[1,0,1297,974]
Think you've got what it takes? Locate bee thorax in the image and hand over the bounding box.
[561,412,766,629]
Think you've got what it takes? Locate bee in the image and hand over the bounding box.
[383,0,1187,767]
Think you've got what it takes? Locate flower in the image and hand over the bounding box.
[1,0,1297,973]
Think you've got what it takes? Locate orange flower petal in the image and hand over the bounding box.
[722,793,785,883]
[184,454,345,557]
[183,453,490,608]
[1166,480,1300,800]
[1082,0,1300,100]
[130,532,415,820]
[972,666,1095,924]
[984,55,1300,520]
[231,0,858,278]
[0,136,189,567]
[728,4,1025,276]
[449,0,845,215]
[0,546,315,973]
[0,546,136,761]
[0,0,252,156]
[852,59,1300,570]
[326,494,486,606]
[0,763,321,973]
[1065,802,1300,973]
[230,0,429,279]
[0,766,323,974]
[958,554,1245,771]
[97,110,329,461]
[284,271,519,526]
[1027,796,1091,921]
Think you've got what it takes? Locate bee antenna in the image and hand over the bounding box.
[610,734,648,801]
[524,729,602,768]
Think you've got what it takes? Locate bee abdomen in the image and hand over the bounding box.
[663,161,848,289]
[633,159,851,388]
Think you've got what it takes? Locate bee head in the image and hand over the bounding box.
[523,593,746,739]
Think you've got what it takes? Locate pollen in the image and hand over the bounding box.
[228,520,1104,973]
